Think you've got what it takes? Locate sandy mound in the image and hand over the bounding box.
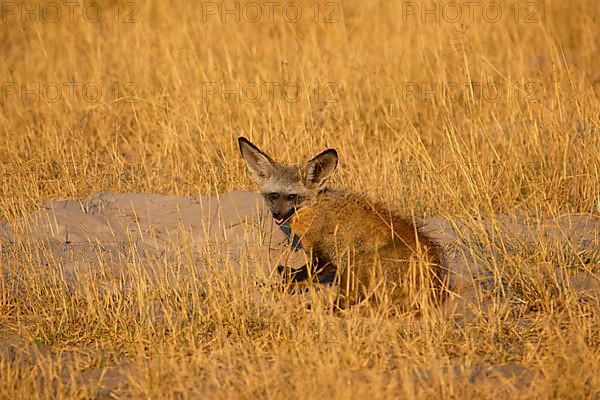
[1,191,598,311]
[0,192,307,285]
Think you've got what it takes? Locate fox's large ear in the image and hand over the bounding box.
[304,149,338,189]
[238,137,275,185]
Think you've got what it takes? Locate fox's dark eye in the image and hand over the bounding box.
[287,194,298,202]
[268,193,279,201]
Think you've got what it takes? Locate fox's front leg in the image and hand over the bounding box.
[277,257,336,284]
[277,263,310,283]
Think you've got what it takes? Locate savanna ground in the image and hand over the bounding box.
[0,0,599,398]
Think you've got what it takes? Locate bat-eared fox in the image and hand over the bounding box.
[238,137,446,312]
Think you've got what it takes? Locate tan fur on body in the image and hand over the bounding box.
[237,137,446,311]
[289,189,446,310]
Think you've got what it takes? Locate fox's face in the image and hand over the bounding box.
[238,137,338,225]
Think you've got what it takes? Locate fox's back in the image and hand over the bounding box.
[289,189,424,255]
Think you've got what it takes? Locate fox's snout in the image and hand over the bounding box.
[271,211,288,225]
[267,197,296,225]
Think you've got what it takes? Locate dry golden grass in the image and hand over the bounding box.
[0,0,599,398]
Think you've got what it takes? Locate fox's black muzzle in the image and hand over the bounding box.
[272,209,296,225]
